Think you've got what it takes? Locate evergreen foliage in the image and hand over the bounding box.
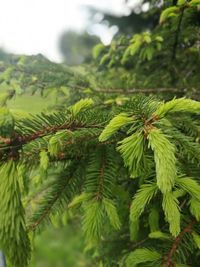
[0,1,199,266]
[0,161,30,267]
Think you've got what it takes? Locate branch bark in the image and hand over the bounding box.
[163,219,196,267]
[172,7,185,61]
[92,87,200,100]
[93,87,185,94]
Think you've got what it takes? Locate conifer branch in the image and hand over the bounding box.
[95,160,106,200]
[163,219,196,267]
[17,123,102,145]
[28,178,72,232]
[0,123,103,161]
[28,197,60,232]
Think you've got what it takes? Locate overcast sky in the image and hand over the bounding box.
[0,0,134,62]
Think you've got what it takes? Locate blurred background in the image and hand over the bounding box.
[0,0,155,266]
[0,0,153,63]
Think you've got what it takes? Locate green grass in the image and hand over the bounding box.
[30,225,90,267]
[8,93,54,114]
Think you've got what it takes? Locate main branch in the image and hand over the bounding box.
[163,219,196,267]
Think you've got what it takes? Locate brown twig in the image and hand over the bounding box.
[171,7,185,61]
[95,158,106,201]
[28,175,74,232]
[163,219,196,267]
[92,87,199,100]
[93,87,184,94]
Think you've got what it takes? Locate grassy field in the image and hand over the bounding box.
[8,93,54,113]
[30,225,90,267]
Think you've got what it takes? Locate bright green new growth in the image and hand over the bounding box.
[117,132,144,177]
[190,198,200,221]
[125,248,161,267]
[92,43,105,59]
[148,231,171,240]
[148,128,177,193]
[176,177,200,202]
[189,0,200,6]
[130,219,139,241]
[102,198,121,230]
[70,98,94,117]
[82,200,105,242]
[122,34,143,64]
[99,113,133,142]
[0,92,199,266]
[73,147,122,243]
[148,207,160,232]
[39,150,49,171]
[48,131,70,156]
[162,192,180,236]
[130,183,157,222]
[155,98,200,118]
[159,6,180,24]
[192,232,200,249]
[82,198,120,243]
[68,192,92,209]
[0,161,30,267]
[70,195,121,242]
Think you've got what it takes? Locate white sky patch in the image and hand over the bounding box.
[0,0,135,61]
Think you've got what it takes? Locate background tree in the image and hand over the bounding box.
[59,31,100,65]
[89,0,160,35]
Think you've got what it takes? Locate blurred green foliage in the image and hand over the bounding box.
[30,225,91,267]
[59,31,100,65]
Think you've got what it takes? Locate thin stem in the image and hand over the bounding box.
[172,7,185,61]
[163,219,196,267]
[93,87,183,94]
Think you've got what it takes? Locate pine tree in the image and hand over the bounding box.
[0,1,200,266]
